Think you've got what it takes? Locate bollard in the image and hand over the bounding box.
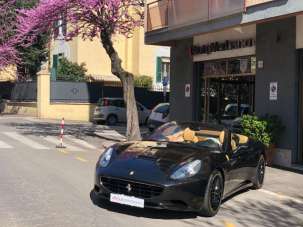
[56,118,66,149]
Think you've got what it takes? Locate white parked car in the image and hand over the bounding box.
[147,103,170,132]
[93,98,150,125]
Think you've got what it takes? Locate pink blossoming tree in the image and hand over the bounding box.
[0,0,19,69]
[14,0,145,140]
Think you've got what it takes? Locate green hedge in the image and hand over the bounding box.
[241,114,284,147]
[134,75,152,89]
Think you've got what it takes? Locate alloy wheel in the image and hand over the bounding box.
[210,175,223,211]
[257,158,265,185]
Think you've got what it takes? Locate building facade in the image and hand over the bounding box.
[0,67,16,82]
[145,0,303,167]
[51,27,170,88]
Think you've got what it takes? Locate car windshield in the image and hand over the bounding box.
[154,104,169,113]
[148,122,223,150]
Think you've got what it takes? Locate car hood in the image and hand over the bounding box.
[99,141,217,184]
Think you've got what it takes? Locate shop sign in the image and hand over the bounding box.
[185,84,191,98]
[191,38,255,56]
[270,82,278,101]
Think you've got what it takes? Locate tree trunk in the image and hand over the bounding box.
[100,31,141,141]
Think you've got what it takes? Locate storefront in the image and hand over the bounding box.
[168,17,303,167]
[191,25,257,124]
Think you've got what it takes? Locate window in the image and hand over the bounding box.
[154,104,169,114]
[203,56,256,77]
[156,57,170,84]
[113,100,125,108]
[54,14,67,40]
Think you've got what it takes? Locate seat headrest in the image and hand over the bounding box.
[238,134,249,144]
[219,131,225,144]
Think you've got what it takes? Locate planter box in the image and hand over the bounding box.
[272,148,292,168]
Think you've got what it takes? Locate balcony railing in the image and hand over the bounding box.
[146,0,275,32]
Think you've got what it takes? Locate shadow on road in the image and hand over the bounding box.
[7,121,125,139]
[90,189,303,226]
[221,197,303,227]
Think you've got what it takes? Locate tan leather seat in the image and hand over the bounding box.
[183,128,199,143]
[220,131,237,151]
[238,134,249,144]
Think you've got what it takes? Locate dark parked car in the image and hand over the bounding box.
[93,122,266,217]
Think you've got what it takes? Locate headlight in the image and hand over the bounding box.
[99,147,114,167]
[170,160,201,180]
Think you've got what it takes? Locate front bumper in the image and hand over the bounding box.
[93,175,208,212]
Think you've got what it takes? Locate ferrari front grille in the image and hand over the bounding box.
[100,177,163,199]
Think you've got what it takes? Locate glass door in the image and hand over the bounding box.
[201,56,256,124]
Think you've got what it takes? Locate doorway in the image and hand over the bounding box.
[200,56,256,124]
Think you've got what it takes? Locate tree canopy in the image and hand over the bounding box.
[0,0,49,79]
[6,0,145,140]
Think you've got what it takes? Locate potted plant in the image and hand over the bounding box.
[260,114,285,165]
[241,114,284,166]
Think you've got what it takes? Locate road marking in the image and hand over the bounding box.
[58,149,69,155]
[223,220,236,227]
[259,189,303,204]
[0,140,13,149]
[75,156,88,162]
[65,135,97,150]
[2,132,49,150]
[43,136,84,152]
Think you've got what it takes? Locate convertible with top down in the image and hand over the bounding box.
[93,122,266,217]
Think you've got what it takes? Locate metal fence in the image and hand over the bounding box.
[0,81,169,108]
[0,82,15,100]
[50,81,169,109]
[10,82,37,102]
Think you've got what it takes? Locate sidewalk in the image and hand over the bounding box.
[0,114,148,142]
[263,167,303,200]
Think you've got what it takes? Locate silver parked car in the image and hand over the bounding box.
[93,98,150,125]
[147,103,170,132]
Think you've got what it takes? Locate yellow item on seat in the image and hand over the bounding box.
[183,128,199,143]
[219,131,225,144]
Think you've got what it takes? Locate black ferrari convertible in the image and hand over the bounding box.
[93,122,266,217]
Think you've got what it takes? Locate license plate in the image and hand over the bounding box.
[110,193,144,208]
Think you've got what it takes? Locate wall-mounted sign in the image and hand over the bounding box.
[185,84,191,98]
[190,38,255,56]
[270,82,278,101]
[258,60,264,69]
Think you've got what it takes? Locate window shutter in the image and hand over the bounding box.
[51,55,59,81]
[53,55,59,69]
[156,57,162,83]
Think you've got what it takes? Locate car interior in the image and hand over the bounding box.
[166,127,249,151]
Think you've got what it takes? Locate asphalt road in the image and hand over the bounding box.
[0,115,302,227]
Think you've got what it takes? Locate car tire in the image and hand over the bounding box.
[199,170,224,217]
[106,115,118,126]
[252,155,266,190]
